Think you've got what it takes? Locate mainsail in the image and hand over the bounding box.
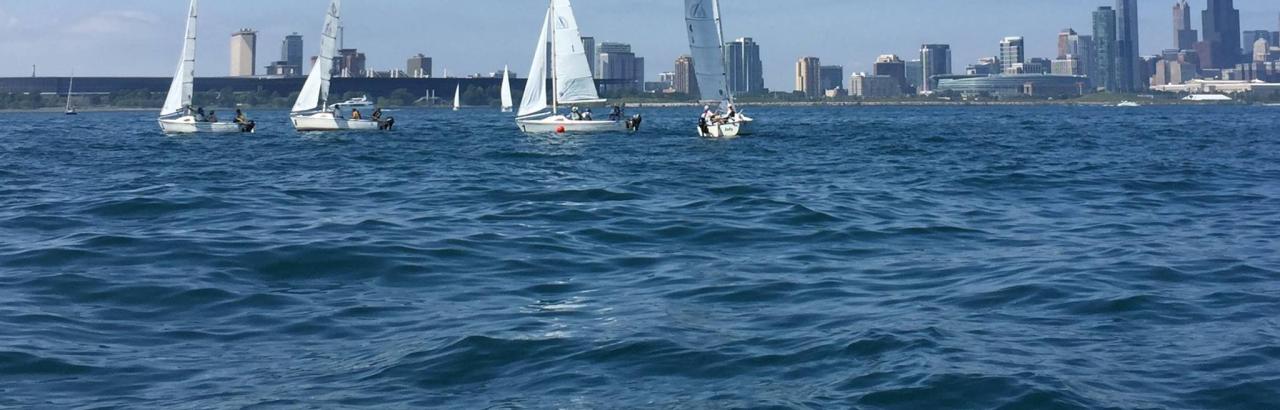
[684,0,730,103]
[500,66,513,112]
[292,0,341,113]
[517,9,552,118]
[550,0,601,104]
[161,0,199,117]
[453,84,461,110]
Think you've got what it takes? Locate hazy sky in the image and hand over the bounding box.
[2,1,1277,90]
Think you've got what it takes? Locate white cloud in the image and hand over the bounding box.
[68,11,158,34]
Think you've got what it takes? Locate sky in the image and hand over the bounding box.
[2,0,1278,91]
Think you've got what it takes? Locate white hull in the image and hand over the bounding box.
[517,114,626,133]
[699,116,754,138]
[291,112,384,131]
[699,122,741,138]
[158,116,248,134]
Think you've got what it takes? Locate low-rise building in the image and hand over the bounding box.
[849,73,902,98]
[936,74,1091,98]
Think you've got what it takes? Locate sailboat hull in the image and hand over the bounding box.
[517,114,626,133]
[159,116,249,134]
[291,112,385,131]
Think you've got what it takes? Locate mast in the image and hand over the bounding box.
[549,0,558,114]
[713,0,732,104]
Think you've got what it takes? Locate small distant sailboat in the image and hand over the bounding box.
[516,0,626,133]
[500,66,513,113]
[157,0,252,133]
[290,0,392,131]
[453,84,461,111]
[685,0,753,138]
[64,72,78,115]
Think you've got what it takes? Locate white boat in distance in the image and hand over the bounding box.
[157,0,253,134]
[64,72,78,115]
[685,0,753,138]
[516,0,625,133]
[453,84,461,111]
[500,66,513,113]
[290,0,392,132]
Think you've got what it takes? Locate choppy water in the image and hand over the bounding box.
[1,106,1279,409]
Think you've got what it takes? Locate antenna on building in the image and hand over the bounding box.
[32,65,36,78]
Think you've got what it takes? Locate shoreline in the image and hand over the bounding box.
[1,101,1260,113]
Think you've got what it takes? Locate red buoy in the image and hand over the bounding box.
[556,126,566,133]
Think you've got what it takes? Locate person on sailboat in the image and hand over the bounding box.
[206,110,218,123]
[570,106,581,120]
[196,107,207,122]
[234,109,247,124]
[609,105,622,121]
[726,104,738,122]
[583,109,593,121]
[371,108,383,121]
[351,108,363,120]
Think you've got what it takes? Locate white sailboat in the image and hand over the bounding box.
[516,0,625,133]
[64,71,77,115]
[685,0,753,138]
[290,0,389,131]
[453,84,461,111]
[157,0,250,133]
[500,66,513,113]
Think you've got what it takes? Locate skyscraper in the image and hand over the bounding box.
[1201,0,1241,69]
[795,57,822,98]
[407,53,432,78]
[920,44,951,92]
[674,55,698,96]
[819,65,844,92]
[1093,7,1118,91]
[1244,30,1273,54]
[873,54,908,94]
[598,42,644,91]
[1114,0,1141,92]
[581,37,596,78]
[999,37,1025,72]
[1174,1,1198,51]
[337,48,366,78]
[1057,29,1076,59]
[726,37,765,95]
[230,29,258,77]
[282,33,303,70]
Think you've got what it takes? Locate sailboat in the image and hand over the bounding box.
[157,0,250,133]
[500,66,513,113]
[64,72,77,115]
[685,0,753,138]
[453,84,461,111]
[516,0,625,133]
[290,0,390,131]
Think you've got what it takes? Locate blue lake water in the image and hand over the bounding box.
[1,106,1278,408]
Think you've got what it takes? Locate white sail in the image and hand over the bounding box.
[684,0,729,103]
[65,72,75,112]
[500,66,513,112]
[517,9,552,118]
[292,0,341,113]
[161,0,198,117]
[550,0,601,104]
[453,84,461,110]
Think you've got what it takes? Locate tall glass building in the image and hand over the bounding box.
[1115,0,1141,92]
[1202,0,1241,69]
[726,37,765,95]
[1093,7,1118,92]
[920,44,952,92]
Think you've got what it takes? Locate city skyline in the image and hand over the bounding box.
[1,0,1277,90]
